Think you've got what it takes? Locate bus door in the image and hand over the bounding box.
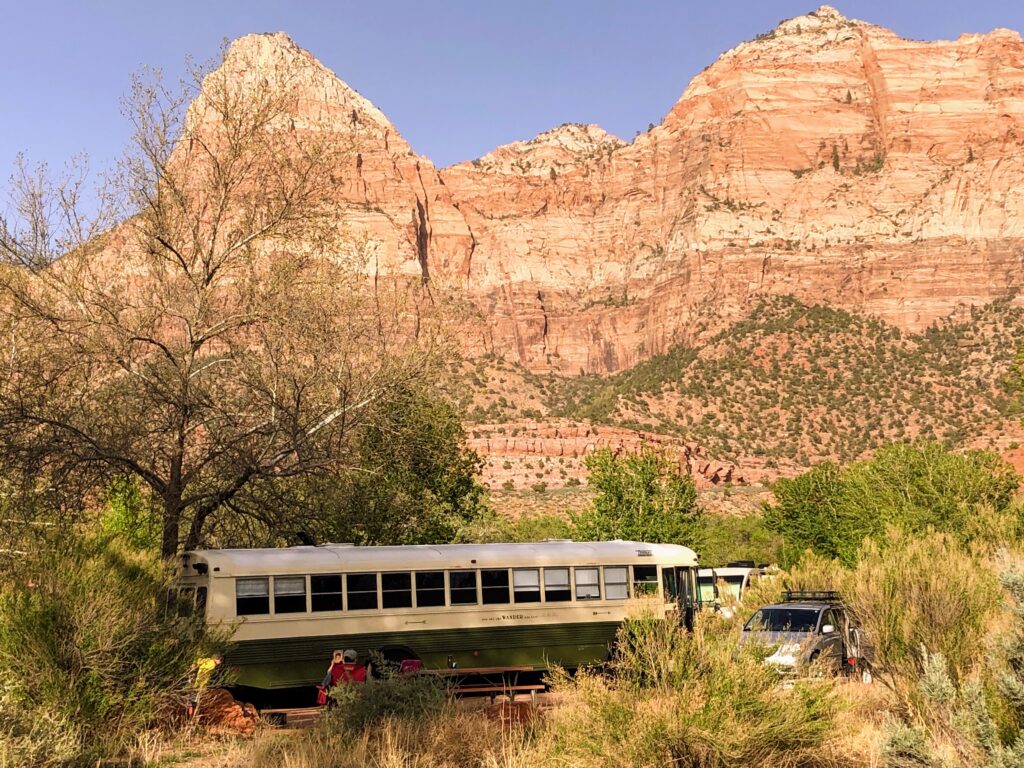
[663,567,697,630]
[680,567,697,630]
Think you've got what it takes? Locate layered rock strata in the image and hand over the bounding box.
[201,7,1024,374]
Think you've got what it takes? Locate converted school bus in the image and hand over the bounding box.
[175,540,700,690]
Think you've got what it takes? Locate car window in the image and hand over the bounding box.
[743,607,819,633]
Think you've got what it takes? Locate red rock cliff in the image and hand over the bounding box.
[220,6,1024,373]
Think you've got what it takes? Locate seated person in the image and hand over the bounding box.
[324,648,368,686]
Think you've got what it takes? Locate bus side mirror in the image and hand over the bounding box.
[822,624,835,635]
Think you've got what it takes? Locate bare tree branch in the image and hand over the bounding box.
[0,39,444,556]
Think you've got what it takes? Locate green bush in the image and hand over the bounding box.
[0,536,219,767]
[540,611,846,767]
[98,476,160,552]
[766,442,1022,566]
[324,671,448,732]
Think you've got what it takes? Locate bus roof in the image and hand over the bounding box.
[698,566,756,578]
[182,540,699,577]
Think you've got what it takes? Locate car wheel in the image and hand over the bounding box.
[805,650,823,677]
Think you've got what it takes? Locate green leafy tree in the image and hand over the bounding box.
[456,510,573,544]
[699,513,782,567]
[572,448,702,545]
[216,386,488,547]
[765,442,1022,566]
[0,44,438,558]
[320,386,488,545]
[764,462,863,567]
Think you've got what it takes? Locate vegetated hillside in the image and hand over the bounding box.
[462,297,1024,475]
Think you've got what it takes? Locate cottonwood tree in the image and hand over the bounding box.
[572,448,702,545]
[201,384,488,548]
[0,43,440,557]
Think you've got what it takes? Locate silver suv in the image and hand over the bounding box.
[740,591,871,678]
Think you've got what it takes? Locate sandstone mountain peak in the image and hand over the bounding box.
[177,14,1024,377]
[218,31,395,133]
[811,4,845,19]
[530,123,623,150]
[455,123,626,175]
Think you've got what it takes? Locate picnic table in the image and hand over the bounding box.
[418,665,544,703]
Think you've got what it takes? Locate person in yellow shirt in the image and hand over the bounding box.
[187,654,223,717]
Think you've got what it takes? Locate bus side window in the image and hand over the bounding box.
[177,586,195,617]
[544,568,571,602]
[415,571,446,607]
[575,567,600,600]
[662,568,678,600]
[236,577,270,616]
[311,575,343,611]
[195,586,207,618]
[482,569,510,604]
[632,565,658,596]
[347,573,379,610]
[604,567,629,599]
[382,572,413,608]
[449,571,478,605]
[513,569,541,603]
[697,574,716,605]
[274,576,307,613]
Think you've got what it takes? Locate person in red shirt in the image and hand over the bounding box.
[318,649,368,705]
[330,649,368,685]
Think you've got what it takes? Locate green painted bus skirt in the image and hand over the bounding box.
[227,621,621,689]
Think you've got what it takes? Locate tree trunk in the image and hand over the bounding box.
[184,509,208,553]
[161,494,182,558]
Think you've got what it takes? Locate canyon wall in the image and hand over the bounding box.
[220,5,1024,373]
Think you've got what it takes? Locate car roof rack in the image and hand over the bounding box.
[782,590,843,604]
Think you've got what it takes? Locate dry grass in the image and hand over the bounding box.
[830,681,894,767]
[154,541,1024,768]
[205,711,530,768]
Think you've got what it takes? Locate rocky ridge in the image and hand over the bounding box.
[210,7,1024,375]
[154,11,1024,494]
[467,419,745,491]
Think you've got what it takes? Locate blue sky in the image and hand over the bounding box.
[2,0,1023,179]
